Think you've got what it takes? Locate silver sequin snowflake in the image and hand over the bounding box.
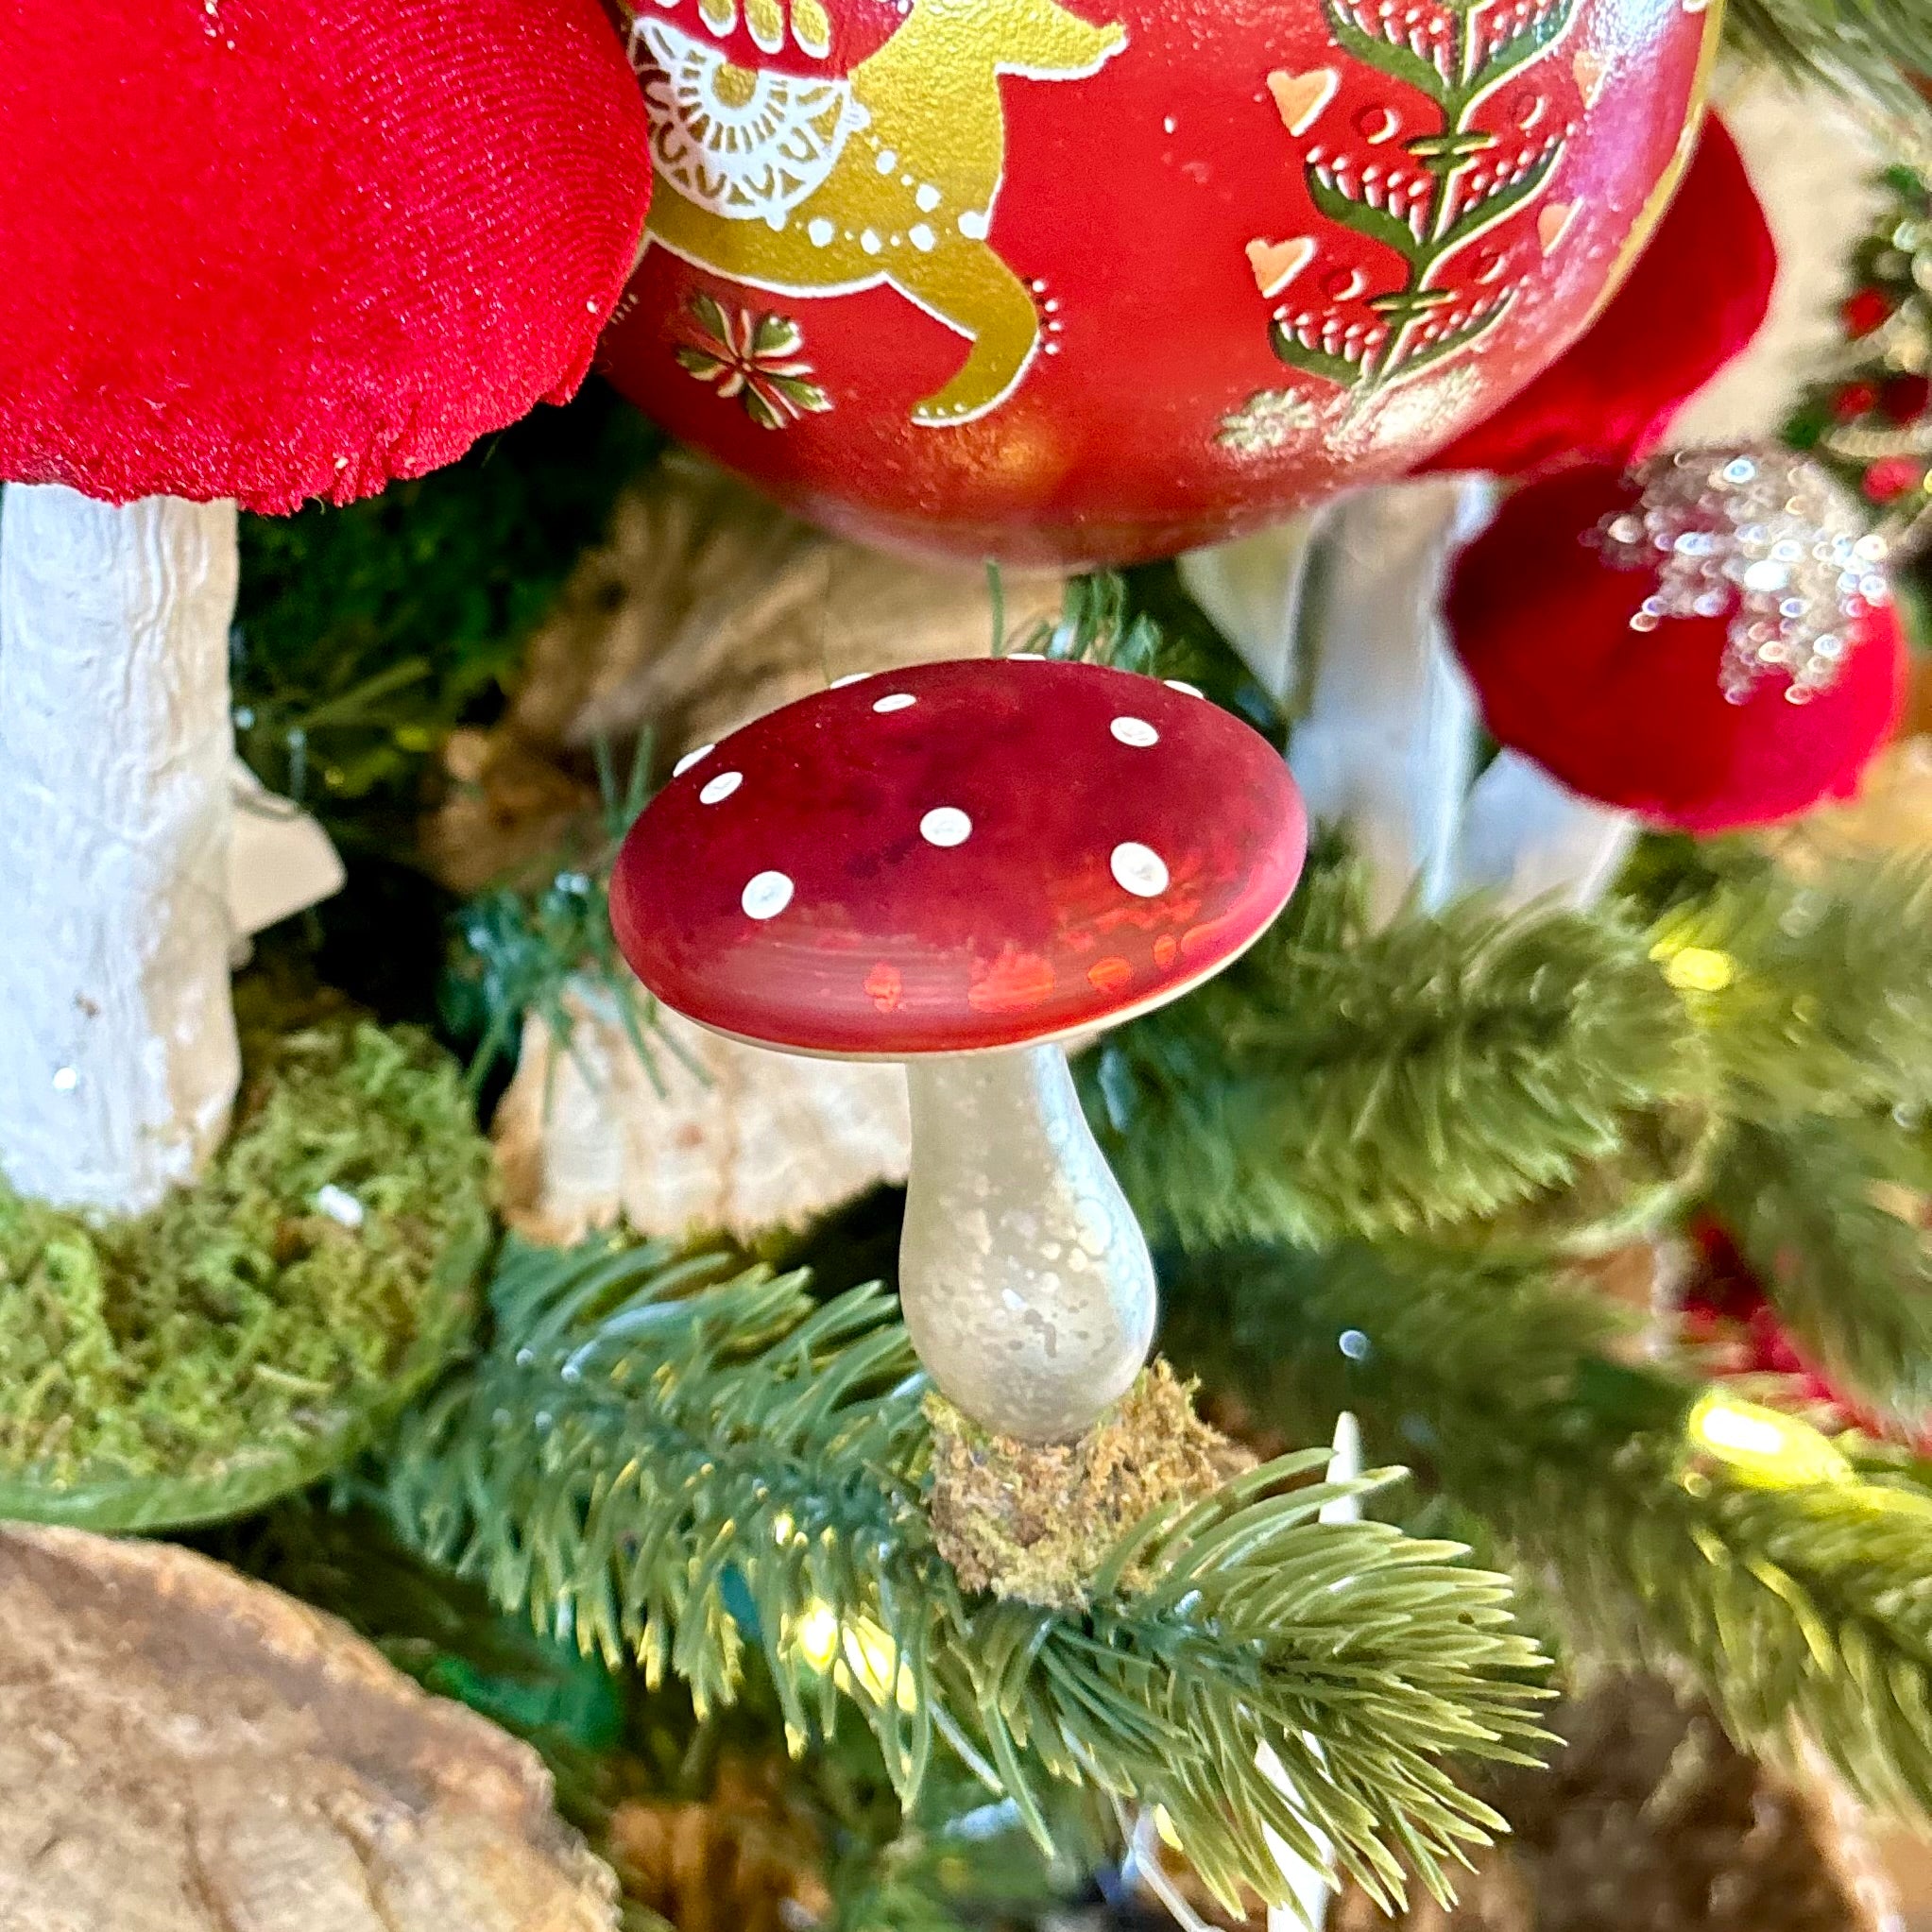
[1592,447,1891,705]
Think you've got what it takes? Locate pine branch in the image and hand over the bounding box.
[1163,1239,1932,1817]
[1634,845,1932,1123]
[1724,0,1932,133]
[381,1236,1550,1917]
[1709,1115,1932,1434]
[1083,852,1714,1246]
[438,727,670,1094]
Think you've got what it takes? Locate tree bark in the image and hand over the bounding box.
[0,484,239,1213]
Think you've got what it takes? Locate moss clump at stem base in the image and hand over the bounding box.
[0,1005,493,1531]
[925,1361,1256,1610]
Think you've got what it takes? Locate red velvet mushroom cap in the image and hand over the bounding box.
[1446,458,1906,834]
[611,658,1308,1057]
[0,0,652,513]
[1419,114,1775,483]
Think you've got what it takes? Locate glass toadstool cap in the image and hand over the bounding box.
[611,658,1308,1058]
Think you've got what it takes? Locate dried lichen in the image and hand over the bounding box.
[925,1360,1256,1609]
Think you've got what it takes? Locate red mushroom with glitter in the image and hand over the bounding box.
[612,658,1308,1442]
[0,0,650,1215]
[1446,447,1906,851]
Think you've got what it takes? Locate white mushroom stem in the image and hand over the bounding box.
[1185,478,1493,924]
[0,483,240,1214]
[1178,504,1328,706]
[898,1041,1156,1444]
[1458,748,1639,913]
[1186,478,1650,918]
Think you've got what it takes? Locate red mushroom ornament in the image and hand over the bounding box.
[599,0,1714,566]
[612,658,1308,1442]
[0,0,650,1214]
[1446,449,1906,844]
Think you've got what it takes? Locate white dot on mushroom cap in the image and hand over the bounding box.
[1005,651,1046,660]
[742,871,795,919]
[1111,842,1169,898]
[1111,716,1159,747]
[1163,678,1205,697]
[873,692,916,713]
[829,672,871,688]
[672,744,715,778]
[920,807,972,847]
[699,772,744,805]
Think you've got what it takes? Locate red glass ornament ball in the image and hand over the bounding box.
[1835,380,1881,421]
[1865,455,1923,503]
[601,0,1715,566]
[1882,372,1932,425]
[1843,287,1897,338]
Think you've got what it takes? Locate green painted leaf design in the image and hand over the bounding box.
[1455,0,1581,108]
[1308,173,1427,265]
[1434,147,1564,255]
[1269,328,1367,389]
[1392,291,1516,380]
[688,290,731,347]
[1325,5,1451,103]
[744,390,786,431]
[768,374,833,414]
[752,314,806,358]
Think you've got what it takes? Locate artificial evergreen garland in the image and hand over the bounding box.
[380,1234,1551,1920]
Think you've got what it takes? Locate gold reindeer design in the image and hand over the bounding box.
[636,0,1126,425]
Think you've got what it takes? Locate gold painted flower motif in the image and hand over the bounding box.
[675,292,832,429]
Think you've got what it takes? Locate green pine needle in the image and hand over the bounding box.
[1635,844,1932,1124]
[1711,1115,1932,1434]
[1724,0,1932,132]
[1165,1239,1932,1818]
[1085,849,1714,1246]
[382,1235,1551,1917]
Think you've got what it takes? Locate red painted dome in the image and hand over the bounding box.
[611,658,1308,1055]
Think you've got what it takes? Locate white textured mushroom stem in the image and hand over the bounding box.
[898,1041,1156,1445]
[1185,477,1493,924]
[0,483,239,1213]
[1458,748,1639,912]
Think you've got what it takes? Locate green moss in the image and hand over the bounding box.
[0,1013,493,1530]
[923,1363,1255,1609]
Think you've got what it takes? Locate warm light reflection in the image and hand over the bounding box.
[1686,1391,1853,1488]
[1650,940,1735,993]
[789,1599,916,1709]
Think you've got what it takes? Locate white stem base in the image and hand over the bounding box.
[899,1043,1154,1444]
[1185,481,1495,925]
[1459,749,1638,912]
[0,484,240,1214]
